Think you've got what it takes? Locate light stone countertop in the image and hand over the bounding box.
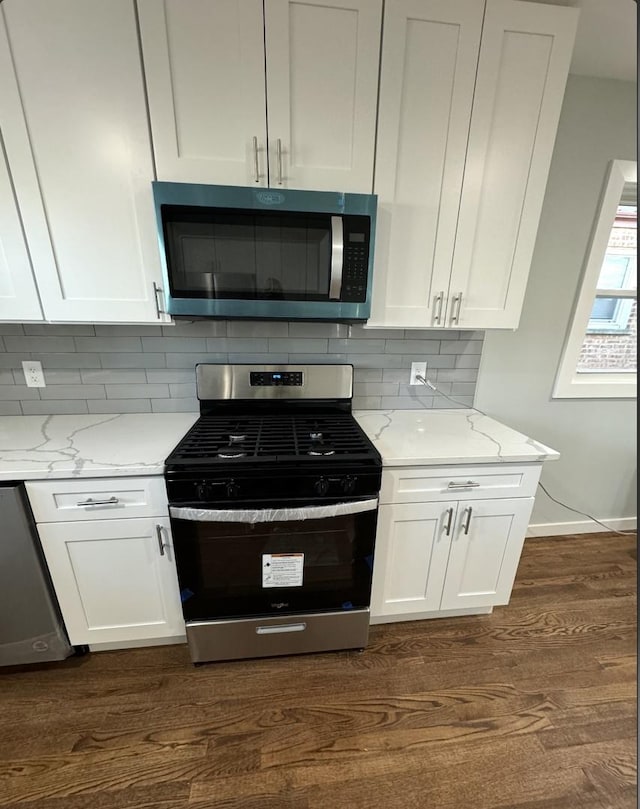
[354,409,559,466]
[0,413,199,480]
[0,409,558,482]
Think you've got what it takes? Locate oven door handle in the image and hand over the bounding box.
[329,215,344,300]
[169,498,378,524]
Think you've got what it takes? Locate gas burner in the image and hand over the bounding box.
[309,431,323,440]
[308,448,336,456]
[217,449,247,459]
[228,434,247,444]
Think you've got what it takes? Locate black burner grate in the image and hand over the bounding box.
[167,413,375,465]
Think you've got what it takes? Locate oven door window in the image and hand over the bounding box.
[162,206,334,302]
[171,510,376,621]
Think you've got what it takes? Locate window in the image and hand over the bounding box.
[554,160,637,398]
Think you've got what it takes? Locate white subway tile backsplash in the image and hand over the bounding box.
[5,336,76,353]
[74,337,143,353]
[39,385,106,400]
[0,401,21,414]
[80,370,147,384]
[227,322,288,338]
[105,384,170,399]
[0,321,483,414]
[88,399,152,414]
[21,400,89,415]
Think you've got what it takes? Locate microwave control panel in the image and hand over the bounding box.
[250,371,303,387]
[342,218,370,302]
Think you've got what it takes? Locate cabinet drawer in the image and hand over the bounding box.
[26,477,168,523]
[380,464,541,504]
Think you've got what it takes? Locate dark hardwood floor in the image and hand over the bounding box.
[1,533,636,808]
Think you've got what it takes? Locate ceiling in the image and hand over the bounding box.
[534,0,637,82]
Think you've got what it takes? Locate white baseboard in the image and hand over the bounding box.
[89,634,187,652]
[527,517,637,537]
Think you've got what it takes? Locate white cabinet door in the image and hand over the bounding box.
[370,0,483,327]
[138,0,268,186]
[38,517,184,646]
[440,497,534,610]
[264,0,382,192]
[0,1,165,323]
[448,0,577,329]
[371,501,456,617]
[0,126,42,322]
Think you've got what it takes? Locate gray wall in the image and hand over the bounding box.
[475,75,637,529]
[0,322,483,415]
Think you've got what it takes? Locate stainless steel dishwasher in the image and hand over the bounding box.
[0,483,74,666]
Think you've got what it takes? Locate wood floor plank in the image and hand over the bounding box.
[0,532,635,809]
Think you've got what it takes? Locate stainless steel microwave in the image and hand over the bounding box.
[152,182,377,321]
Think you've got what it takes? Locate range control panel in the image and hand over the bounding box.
[250,371,304,387]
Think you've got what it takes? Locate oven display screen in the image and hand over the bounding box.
[250,371,303,387]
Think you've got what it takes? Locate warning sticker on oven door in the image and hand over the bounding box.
[262,553,304,588]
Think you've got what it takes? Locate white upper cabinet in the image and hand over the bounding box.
[448,0,578,329]
[0,0,165,323]
[138,0,268,186]
[371,0,484,328]
[370,0,578,330]
[264,0,382,192]
[0,126,42,322]
[139,0,382,192]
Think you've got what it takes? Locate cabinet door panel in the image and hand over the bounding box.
[449,0,577,329]
[0,135,42,321]
[0,1,163,322]
[440,497,533,610]
[369,0,483,327]
[371,502,455,617]
[138,0,268,186]
[264,0,381,192]
[38,517,184,645]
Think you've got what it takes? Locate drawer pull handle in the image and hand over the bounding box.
[256,623,307,635]
[447,481,480,489]
[76,496,120,507]
[463,506,473,535]
[444,507,454,536]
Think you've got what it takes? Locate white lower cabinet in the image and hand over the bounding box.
[34,512,185,647]
[371,465,538,622]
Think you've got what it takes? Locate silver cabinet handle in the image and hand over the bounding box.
[256,623,306,635]
[444,507,454,536]
[447,481,480,489]
[152,282,164,318]
[462,506,473,535]
[433,291,445,325]
[276,138,283,185]
[76,496,119,507]
[450,291,463,325]
[156,524,167,557]
[252,135,260,183]
[329,215,344,300]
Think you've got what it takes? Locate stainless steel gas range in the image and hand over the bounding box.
[164,363,382,664]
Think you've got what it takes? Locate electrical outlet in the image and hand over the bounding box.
[410,361,427,386]
[22,360,45,388]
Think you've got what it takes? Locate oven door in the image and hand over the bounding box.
[169,499,378,621]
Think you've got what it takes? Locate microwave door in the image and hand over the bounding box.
[329,216,344,300]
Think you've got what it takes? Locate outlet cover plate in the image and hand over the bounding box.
[410,362,427,386]
[22,360,45,388]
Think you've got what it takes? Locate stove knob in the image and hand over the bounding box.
[226,480,240,499]
[341,475,357,495]
[314,477,330,496]
[196,482,210,500]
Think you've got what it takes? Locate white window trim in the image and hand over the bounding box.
[553,160,637,399]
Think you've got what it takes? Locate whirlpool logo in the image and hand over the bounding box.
[256,191,286,206]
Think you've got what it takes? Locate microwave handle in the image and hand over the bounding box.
[329,216,344,300]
